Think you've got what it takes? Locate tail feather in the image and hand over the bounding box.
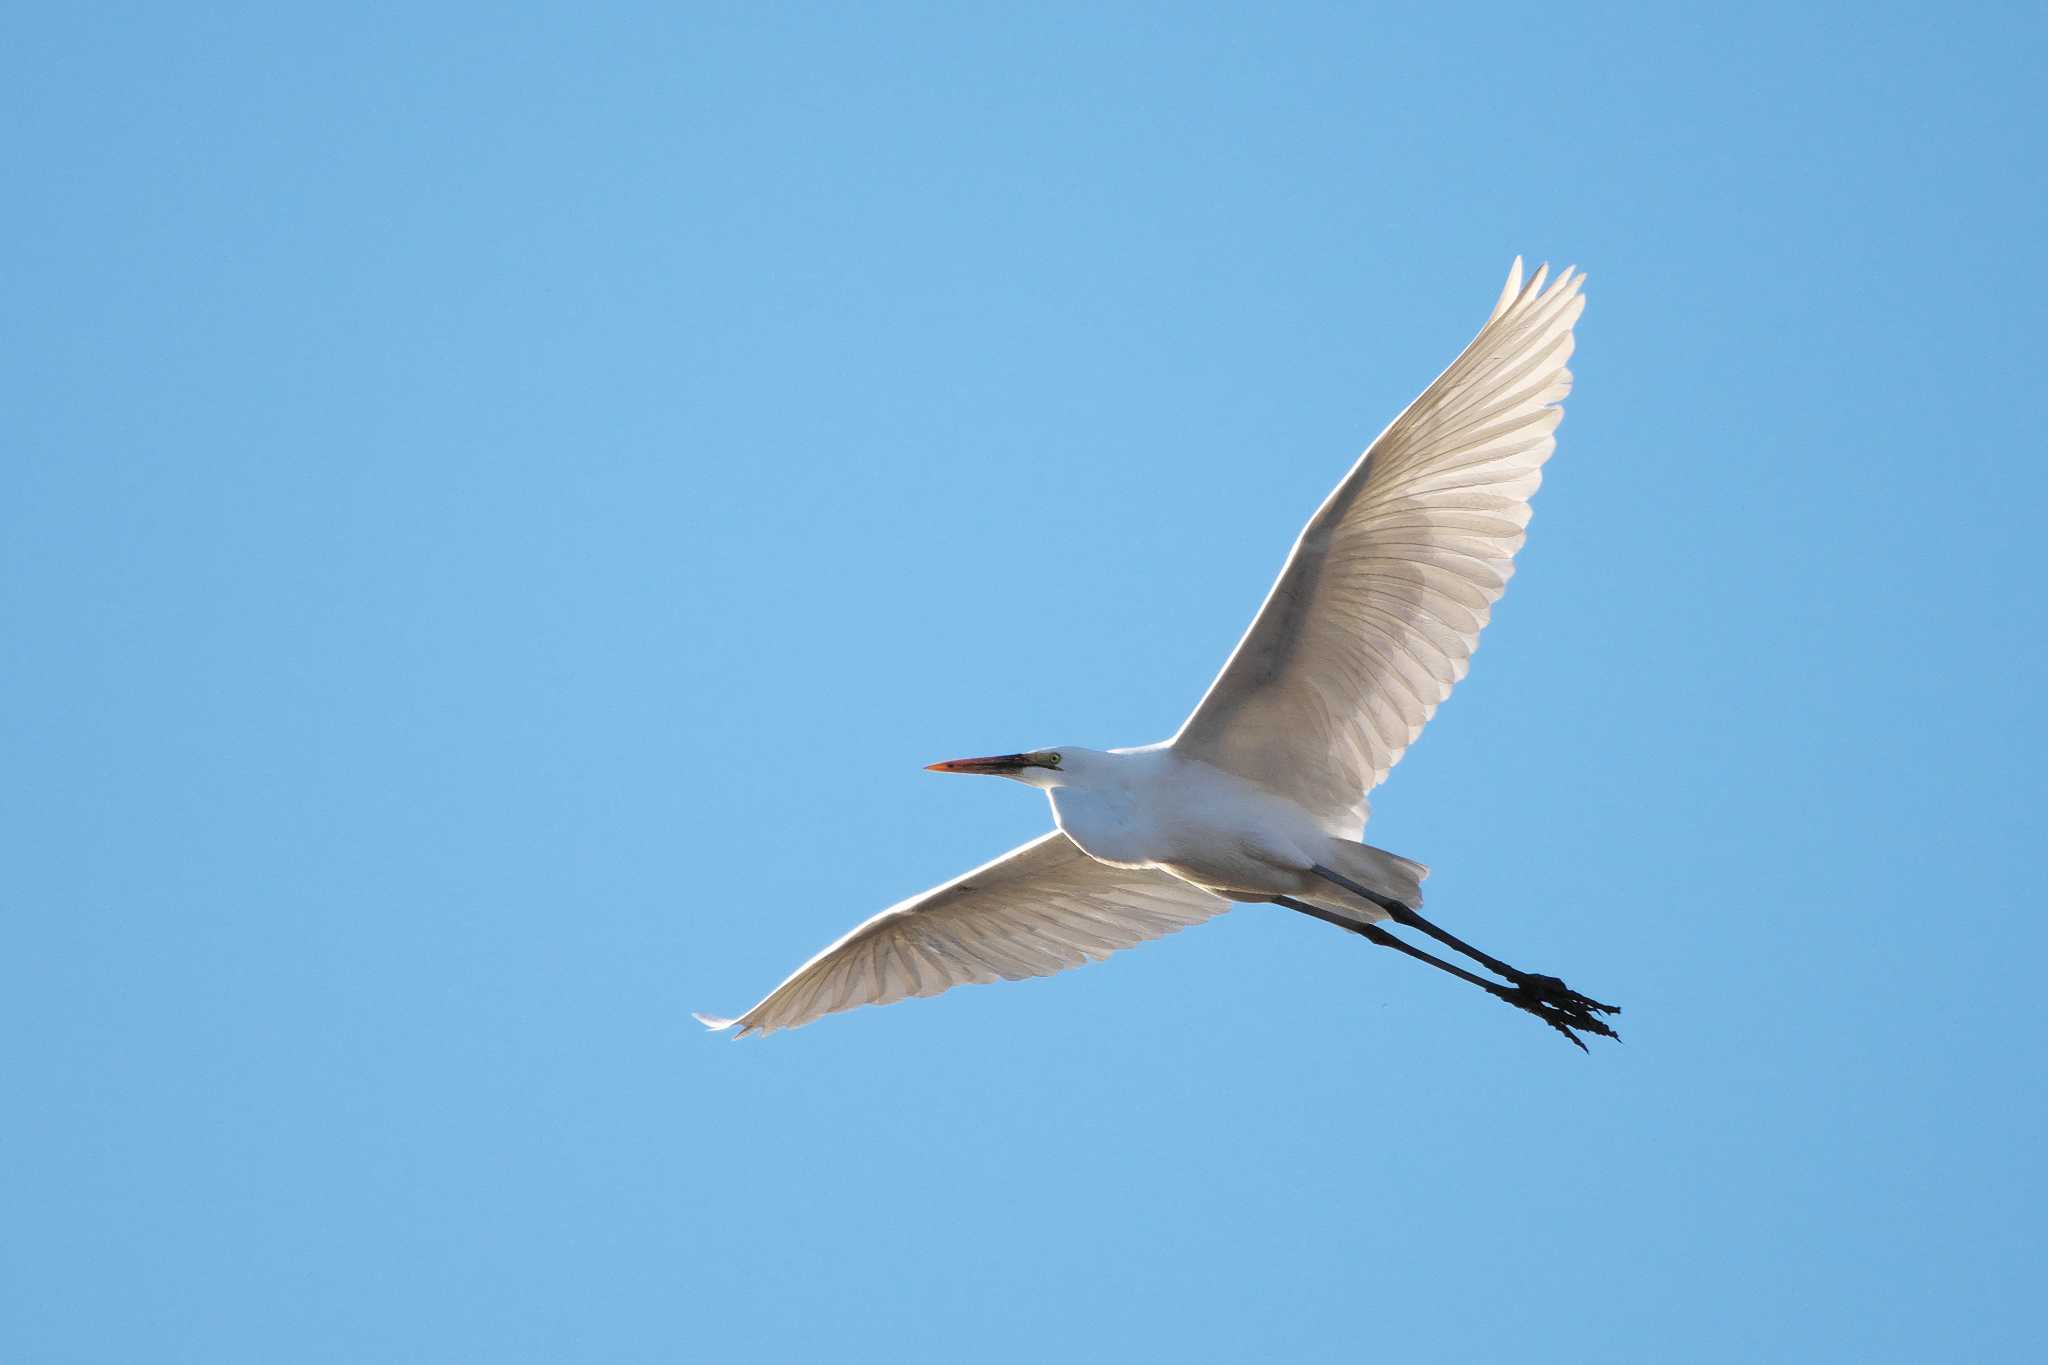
[1318,840,1429,915]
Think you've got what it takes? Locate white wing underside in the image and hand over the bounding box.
[1173,260,1586,828]
[696,832,1230,1037]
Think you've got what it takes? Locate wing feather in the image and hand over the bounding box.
[696,832,1229,1037]
[1173,260,1586,827]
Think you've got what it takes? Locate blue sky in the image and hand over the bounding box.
[5,4,2043,1361]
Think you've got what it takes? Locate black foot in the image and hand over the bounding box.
[1487,974,1622,1051]
[1515,971,1620,1019]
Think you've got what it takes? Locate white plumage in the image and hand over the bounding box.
[1176,260,1583,828]
[700,260,1588,1039]
[692,831,1231,1037]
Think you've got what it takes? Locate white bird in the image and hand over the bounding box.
[698,260,1617,1047]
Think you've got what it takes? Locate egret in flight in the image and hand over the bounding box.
[698,260,1617,1047]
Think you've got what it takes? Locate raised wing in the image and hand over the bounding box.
[695,832,1230,1037]
[1173,260,1586,828]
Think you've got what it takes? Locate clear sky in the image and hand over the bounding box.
[6,4,2043,1361]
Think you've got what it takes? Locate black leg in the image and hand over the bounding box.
[1272,896,1614,1050]
[1299,867,1622,1045]
[1273,897,1502,993]
[1310,865,1619,1009]
[1308,865,1511,975]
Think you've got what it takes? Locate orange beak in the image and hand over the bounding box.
[925,753,1033,775]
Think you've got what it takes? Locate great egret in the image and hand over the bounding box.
[698,260,1617,1047]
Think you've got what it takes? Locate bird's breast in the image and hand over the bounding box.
[1049,760,1328,897]
[1046,786,1158,869]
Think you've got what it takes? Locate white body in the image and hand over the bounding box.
[700,261,1583,1036]
[1030,745,1347,904]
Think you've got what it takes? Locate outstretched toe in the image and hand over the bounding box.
[1513,971,1621,1018]
[1488,980,1622,1049]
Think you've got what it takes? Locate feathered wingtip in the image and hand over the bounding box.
[1491,256,1524,319]
[693,1011,739,1033]
[1490,255,1588,323]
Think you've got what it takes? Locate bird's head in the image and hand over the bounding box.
[925,746,1086,789]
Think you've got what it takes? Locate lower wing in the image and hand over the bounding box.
[697,831,1232,1037]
